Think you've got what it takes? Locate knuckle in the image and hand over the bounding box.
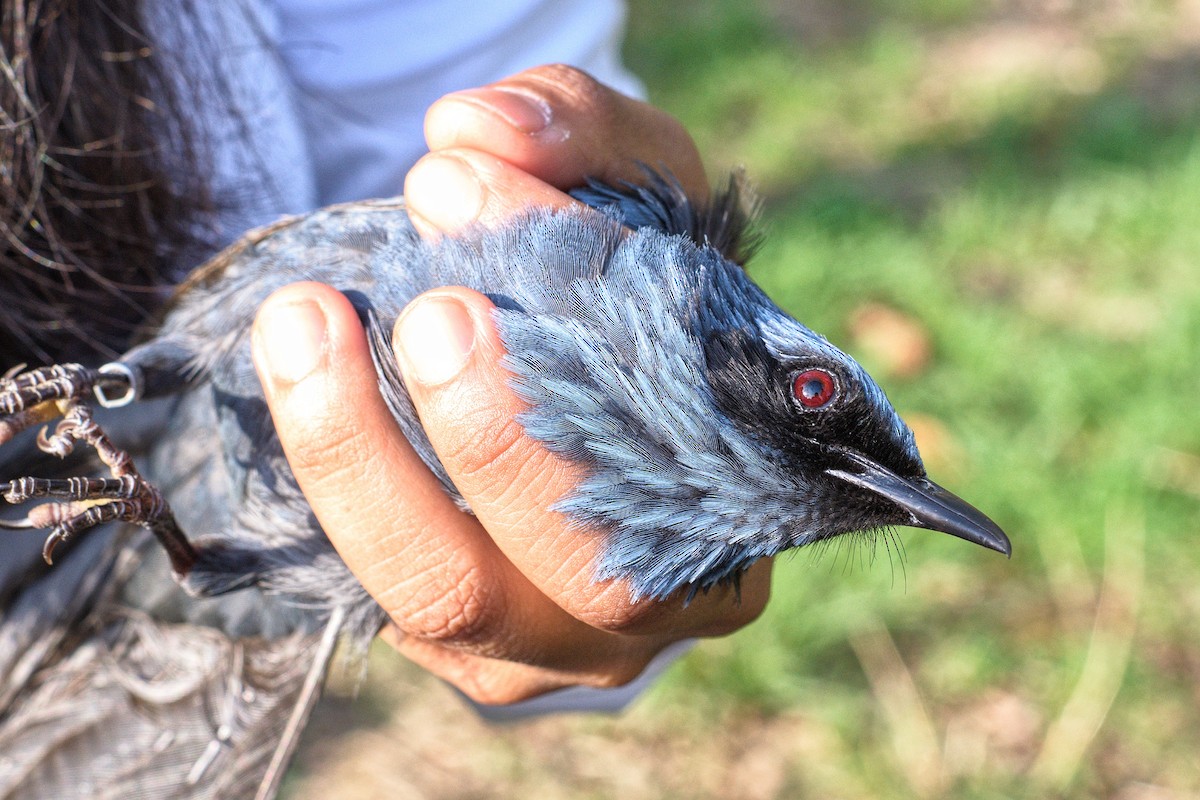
[572,589,668,635]
[644,111,695,158]
[618,109,705,194]
[732,594,769,628]
[439,411,527,482]
[283,422,375,485]
[400,564,507,647]
[522,63,619,122]
[454,670,551,706]
[695,595,768,637]
[453,656,651,704]
[569,577,770,638]
[435,411,570,515]
[578,656,654,690]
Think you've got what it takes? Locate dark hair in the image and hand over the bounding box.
[1,0,214,363]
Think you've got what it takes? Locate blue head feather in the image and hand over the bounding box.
[477,209,923,600]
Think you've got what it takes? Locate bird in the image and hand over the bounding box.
[0,169,1010,798]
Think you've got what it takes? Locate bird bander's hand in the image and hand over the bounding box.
[251,66,771,705]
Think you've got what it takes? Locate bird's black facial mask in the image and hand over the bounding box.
[704,307,1010,561]
[704,325,920,478]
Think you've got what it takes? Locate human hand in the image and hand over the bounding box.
[251,65,772,704]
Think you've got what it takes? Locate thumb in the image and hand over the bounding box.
[250,282,478,607]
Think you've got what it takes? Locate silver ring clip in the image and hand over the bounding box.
[94,362,141,409]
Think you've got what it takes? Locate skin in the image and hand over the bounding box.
[250,65,772,705]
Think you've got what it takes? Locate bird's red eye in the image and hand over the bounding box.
[792,369,836,408]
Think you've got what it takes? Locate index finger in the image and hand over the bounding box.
[405,64,710,262]
[425,64,708,199]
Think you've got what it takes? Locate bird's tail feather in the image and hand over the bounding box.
[0,528,344,800]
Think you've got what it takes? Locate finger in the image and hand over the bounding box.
[424,63,707,198]
[379,626,652,705]
[393,285,773,637]
[249,282,644,670]
[403,148,576,239]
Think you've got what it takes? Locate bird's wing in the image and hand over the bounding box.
[0,527,344,800]
[162,196,410,317]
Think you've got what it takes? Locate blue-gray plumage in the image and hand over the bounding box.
[0,171,1009,798]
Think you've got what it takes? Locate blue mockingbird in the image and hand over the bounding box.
[0,171,1009,798]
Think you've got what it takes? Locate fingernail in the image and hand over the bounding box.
[254,299,327,385]
[405,155,486,231]
[395,295,477,386]
[447,87,552,134]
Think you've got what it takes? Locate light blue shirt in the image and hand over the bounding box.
[154,0,642,269]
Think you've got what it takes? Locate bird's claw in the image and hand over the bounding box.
[0,362,196,573]
[0,480,171,565]
[1,363,96,447]
[0,362,137,446]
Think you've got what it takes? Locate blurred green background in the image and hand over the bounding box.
[289,2,1200,798]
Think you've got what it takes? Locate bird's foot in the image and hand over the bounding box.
[0,362,196,575]
[0,362,137,446]
[0,474,195,572]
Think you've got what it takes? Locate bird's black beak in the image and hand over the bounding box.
[826,451,1011,557]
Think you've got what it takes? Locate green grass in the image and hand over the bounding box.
[625,1,1200,797]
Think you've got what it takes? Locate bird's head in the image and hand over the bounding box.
[484,198,1009,602]
[702,274,1010,563]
